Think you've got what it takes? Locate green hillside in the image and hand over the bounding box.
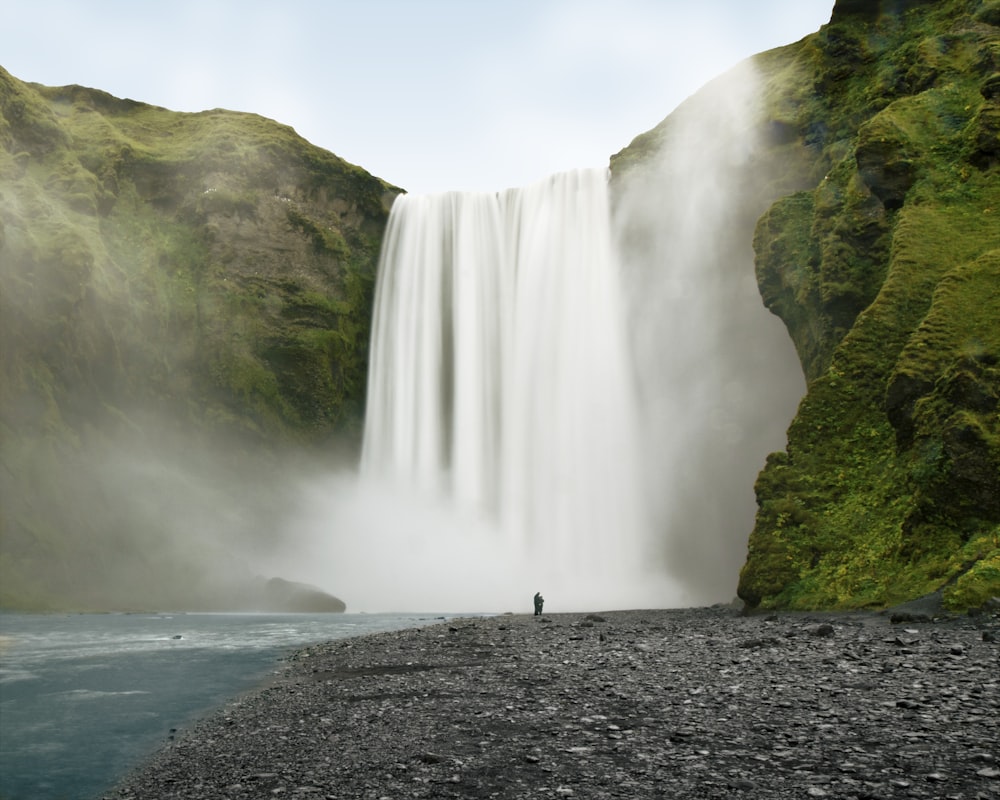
[747,0,999,609]
[0,68,397,609]
[743,0,999,610]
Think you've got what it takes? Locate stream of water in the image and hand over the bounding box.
[0,611,459,800]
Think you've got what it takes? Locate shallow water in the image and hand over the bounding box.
[0,611,458,800]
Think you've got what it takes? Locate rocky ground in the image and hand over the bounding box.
[104,604,999,800]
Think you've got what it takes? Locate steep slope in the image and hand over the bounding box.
[616,0,999,610]
[742,0,999,610]
[0,68,397,609]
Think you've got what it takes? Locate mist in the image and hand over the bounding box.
[266,64,808,615]
[270,471,692,614]
[613,60,806,603]
[0,418,333,611]
[269,60,808,613]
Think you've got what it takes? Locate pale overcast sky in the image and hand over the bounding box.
[2,1,834,194]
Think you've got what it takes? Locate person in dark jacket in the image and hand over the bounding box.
[533,592,544,615]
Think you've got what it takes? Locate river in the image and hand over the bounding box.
[0,611,463,800]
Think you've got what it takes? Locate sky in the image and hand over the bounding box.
[2,1,834,195]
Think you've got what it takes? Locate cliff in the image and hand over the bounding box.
[3,0,998,613]
[615,0,998,610]
[0,66,396,609]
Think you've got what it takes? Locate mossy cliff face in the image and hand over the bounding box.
[614,0,999,610]
[742,0,999,610]
[0,67,397,609]
[739,0,999,610]
[1,69,397,441]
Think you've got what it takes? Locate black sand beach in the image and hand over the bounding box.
[104,606,999,799]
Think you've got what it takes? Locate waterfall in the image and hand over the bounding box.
[360,168,670,610]
[278,63,804,614]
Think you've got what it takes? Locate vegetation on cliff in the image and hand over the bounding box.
[735,0,999,610]
[0,67,397,609]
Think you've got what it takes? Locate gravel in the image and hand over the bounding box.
[104,605,999,799]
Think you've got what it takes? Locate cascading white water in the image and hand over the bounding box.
[361,168,671,609]
[275,62,804,614]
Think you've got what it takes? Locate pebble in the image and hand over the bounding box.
[102,607,1000,800]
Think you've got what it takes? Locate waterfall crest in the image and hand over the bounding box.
[361,168,666,608]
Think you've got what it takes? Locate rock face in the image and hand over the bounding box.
[739,0,999,611]
[0,66,398,610]
[739,3,1000,607]
[0,68,397,443]
[616,0,999,611]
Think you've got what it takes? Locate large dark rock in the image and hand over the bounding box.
[254,577,347,613]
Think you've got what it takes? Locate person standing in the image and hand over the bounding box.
[533,592,544,615]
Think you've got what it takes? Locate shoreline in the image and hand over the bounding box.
[104,606,999,799]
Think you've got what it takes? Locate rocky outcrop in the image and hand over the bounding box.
[0,68,399,444]
[252,577,347,613]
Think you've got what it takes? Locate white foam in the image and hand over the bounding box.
[356,169,678,612]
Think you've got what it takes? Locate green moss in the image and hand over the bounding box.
[0,67,395,609]
[944,547,1000,609]
[731,0,1000,611]
[286,206,350,257]
[754,191,827,376]
[210,348,292,424]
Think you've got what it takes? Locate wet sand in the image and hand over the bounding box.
[104,606,999,799]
